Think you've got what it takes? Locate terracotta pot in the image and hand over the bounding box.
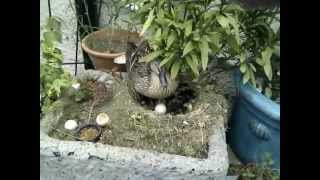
[81,28,141,72]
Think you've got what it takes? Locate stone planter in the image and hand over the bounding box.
[40,71,230,180]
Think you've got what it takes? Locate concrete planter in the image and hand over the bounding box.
[40,71,230,180]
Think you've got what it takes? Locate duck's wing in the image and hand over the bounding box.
[125,41,137,73]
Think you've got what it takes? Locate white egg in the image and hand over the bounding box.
[72,83,81,90]
[96,113,110,127]
[155,103,167,115]
[64,120,78,131]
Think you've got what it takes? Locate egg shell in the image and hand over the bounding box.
[64,120,78,130]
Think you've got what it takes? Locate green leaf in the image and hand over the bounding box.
[167,31,177,48]
[256,57,264,66]
[217,15,229,28]
[137,1,155,14]
[192,30,201,41]
[186,55,199,76]
[240,53,245,63]
[240,63,247,73]
[160,53,175,67]
[184,20,193,37]
[262,47,273,63]
[262,47,273,81]
[171,60,182,79]
[249,63,256,72]
[226,14,240,44]
[226,35,240,53]
[265,87,272,98]
[223,4,244,12]
[44,31,62,43]
[138,50,163,63]
[154,28,162,42]
[243,71,250,84]
[207,32,220,47]
[190,53,199,67]
[161,27,170,39]
[273,44,280,57]
[249,69,256,87]
[199,40,209,70]
[264,59,273,81]
[139,8,155,36]
[182,42,194,57]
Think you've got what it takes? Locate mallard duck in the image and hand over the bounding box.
[126,40,178,103]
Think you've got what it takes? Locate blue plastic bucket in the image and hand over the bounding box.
[227,71,280,170]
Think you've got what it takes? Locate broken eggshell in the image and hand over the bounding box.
[96,113,110,127]
[64,120,78,131]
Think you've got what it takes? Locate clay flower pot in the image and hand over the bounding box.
[81,27,141,72]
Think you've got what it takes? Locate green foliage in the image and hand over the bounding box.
[40,17,72,112]
[237,8,280,100]
[127,0,245,79]
[126,0,280,101]
[229,154,280,180]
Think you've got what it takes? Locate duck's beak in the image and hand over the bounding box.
[159,68,168,88]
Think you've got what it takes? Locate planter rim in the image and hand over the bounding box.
[234,71,280,121]
[81,28,140,59]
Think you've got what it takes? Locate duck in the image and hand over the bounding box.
[125,40,178,105]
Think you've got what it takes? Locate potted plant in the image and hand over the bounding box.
[126,0,245,80]
[40,16,73,114]
[227,7,280,170]
[80,0,141,72]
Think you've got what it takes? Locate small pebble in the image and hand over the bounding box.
[183,121,189,125]
[96,113,110,127]
[64,120,78,131]
[97,75,108,82]
[105,80,114,85]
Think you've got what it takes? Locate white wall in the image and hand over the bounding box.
[40,0,84,74]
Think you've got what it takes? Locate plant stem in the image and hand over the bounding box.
[88,99,98,123]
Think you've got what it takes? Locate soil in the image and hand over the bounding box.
[228,164,280,180]
[87,38,128,54]
[48,79,229,159]
[135,82,199,114]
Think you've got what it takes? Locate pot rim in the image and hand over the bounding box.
[81,28,140,59]
[234,71,280,121]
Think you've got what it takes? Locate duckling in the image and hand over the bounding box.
[126,40,178,105]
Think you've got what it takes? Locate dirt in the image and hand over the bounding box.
[134,82,199,114]
[48,79,229,159]
[228,164,280,180]
[86,37,128,54]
